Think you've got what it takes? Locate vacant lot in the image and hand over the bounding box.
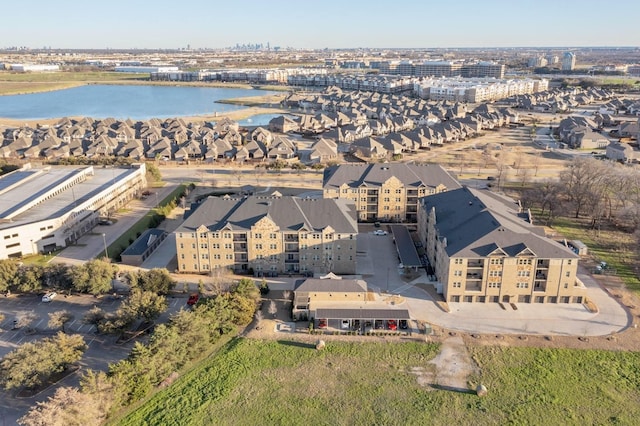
[115,338,640,425]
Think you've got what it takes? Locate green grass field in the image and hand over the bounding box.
[0,71,144,95]
[114,338,640,426]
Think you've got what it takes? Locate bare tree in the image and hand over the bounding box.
[15,311,38,330]
[282,291,291,303]
[268,300,277,318]
[559,157,608,218]
[254,310,264,329]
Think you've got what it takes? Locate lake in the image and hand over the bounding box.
[0,85,279,120]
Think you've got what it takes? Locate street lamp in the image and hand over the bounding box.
[102,233,109,259]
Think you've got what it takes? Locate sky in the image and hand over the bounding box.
[2,0,639,49]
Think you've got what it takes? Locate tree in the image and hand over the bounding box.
[146,163,162,182]
[233,278,260,303]
[0,333,86,390]
[119,289,168,323]
[559,157,608,218]
[43,264,72,292]
[15,311,38,330]
[254,310,264,329]
[135,269,176,295]
[48,310,74,333]
[15,265,44,293]
[0,259,18,293]
[82,307,106,331]
[68,259,117,295]
[18,386,105,426]
[268,300,278,318]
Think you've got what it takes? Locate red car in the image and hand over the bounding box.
[318,319,328,328]
[387,320,397,331]
[187,293,200,306]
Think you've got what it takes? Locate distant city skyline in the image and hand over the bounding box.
[2,0,639,50]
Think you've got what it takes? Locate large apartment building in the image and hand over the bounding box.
[175,195,358,275]
[417,187,586,304]
[322,163,460,222]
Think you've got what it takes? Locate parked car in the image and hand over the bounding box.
[487,176,496,181]
[42,292,57,303]
[373,230,388,236]
[399,319,409,330]
[341,319,350,329]
[318,319,328,329]
[374,222,381,228]
[187,293,200,306]
[375,320,385,329]
[387,320,397,331]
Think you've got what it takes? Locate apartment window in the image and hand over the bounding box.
[517,270,530,277]
[223,233,231,238]
[270,244,277,250]
[395,197,401,202]
[384,206,390,210]
[178,233,183,238]
[518,258,532,265]
[226,254,233,260]
[212,233,219,238]
[255,244,263,250]
[269,233,277,239]
[212,243,220,249]
[254,233,262,239]
[200,233,207,238]
[192,254,197,259]
[193,264,198,270]
[312,234,320,240]
[454,270,462,276]
[516,282,529,289]
[191,243,196,249]
[180,243,184,249]
[202,254,209,260]
[180,254,185,259]
[203,264,209,270]
[181,264,186,270]
[454,258,463,265]
[3,235,9,240]
[563,283,568,289]
[270,255,277,261]
[384,189,390,194]
[200,244,208,249]
[490,258,503,265]
[565,271,571,277]
[224,243,232,249]
[257,254,263,260]
[395,189,402,194]
[490,270,502,277]
[383,197,390,202]
[452,282,461,288]
[567,260,572,265]
[214,254,221,260]
[488,282,501,288]
[337,255,341,261]
[301,244,307,250]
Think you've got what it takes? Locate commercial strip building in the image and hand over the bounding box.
[0,163,147,259]
[175,195,358,275]
[414,77,549,103]
[417,187,586,305]
[322,163,460,222]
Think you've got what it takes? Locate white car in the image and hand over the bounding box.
[42,292,57,302]
[341,320,350,329]
[373,230,388,236]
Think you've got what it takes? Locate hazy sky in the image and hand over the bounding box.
[3,0,639,49]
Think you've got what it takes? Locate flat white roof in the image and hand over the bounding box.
[0,166,138,230]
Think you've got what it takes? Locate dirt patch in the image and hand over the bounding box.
[408,336,478,392]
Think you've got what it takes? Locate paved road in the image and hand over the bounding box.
[52,184,178,265]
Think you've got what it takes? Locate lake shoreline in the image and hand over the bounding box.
[0,84,290,127]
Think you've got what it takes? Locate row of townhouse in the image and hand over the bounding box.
[414,77,549,103]
[150,68,327,84]
[505,87,615,113]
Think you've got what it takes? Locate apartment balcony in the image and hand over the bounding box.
[407,197,418,205]
[467,260,484,268]
[366,206,377,212]
[407,190,418,196]
[285,243,299,253]
[233,235,247,242]
[367,197,378,203]
[536,261,550,269]
[233,243,247,252]
[234,254,248,262]
[406,206,417,213]
[465,282,482,291]
[466,273,483,280]
[533,281,547,292]
[284,234,299,242]
[367,190,378,196]
[535,273,547,280]
[284,258,299,264]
